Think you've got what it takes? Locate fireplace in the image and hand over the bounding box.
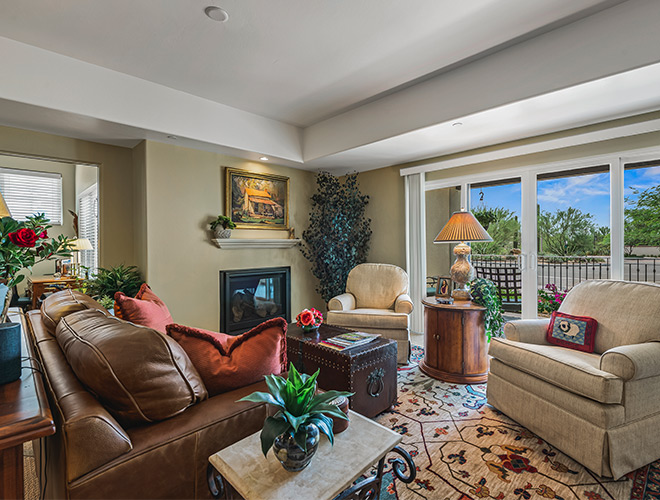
[220,267,291,335]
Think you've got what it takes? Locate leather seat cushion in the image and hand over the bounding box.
[326,308,409,329]
[56,309,208,426]
[41,289,107,334]
[489,338,623,404]
[166,318,287,396]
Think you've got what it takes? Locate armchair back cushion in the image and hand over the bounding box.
[558,280,660,354]
[346,263,409,309]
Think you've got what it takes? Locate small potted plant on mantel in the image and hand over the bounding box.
[210,215,236,239]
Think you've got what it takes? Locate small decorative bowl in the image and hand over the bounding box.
[301,324,320,334]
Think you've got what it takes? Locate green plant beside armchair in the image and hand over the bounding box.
[326,263,413,364]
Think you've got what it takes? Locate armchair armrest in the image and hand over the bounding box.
[600,342,660,381]
[503,319,551,345]
[328,293,356,311]
[394,294,414,314]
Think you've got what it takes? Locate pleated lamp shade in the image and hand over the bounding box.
[70,238,93,251]
[434,210,492,243]
[0,191,11,218]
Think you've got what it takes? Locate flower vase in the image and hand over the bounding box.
[272,424,320,471]
[0,283,21,385]
[301,324,320,334]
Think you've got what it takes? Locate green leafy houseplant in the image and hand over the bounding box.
[82,264,143,300]
[209,215,236,231]
[239,363,352,468]
[301,172,371,303]
[0,213,73,320]
[469,277,505,341]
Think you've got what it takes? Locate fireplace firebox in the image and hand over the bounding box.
[220,267,291,335]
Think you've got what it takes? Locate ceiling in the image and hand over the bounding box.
[2,0,660,171]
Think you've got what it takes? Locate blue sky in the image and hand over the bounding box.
[469,166,660,228]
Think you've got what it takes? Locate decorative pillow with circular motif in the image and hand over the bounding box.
[546,311,598,353]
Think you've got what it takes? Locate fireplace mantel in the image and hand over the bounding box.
[213,238,300,249]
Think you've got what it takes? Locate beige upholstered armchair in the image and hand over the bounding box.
[488,280,660,479]
[327,263,413,364]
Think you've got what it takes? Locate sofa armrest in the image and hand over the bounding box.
[600,342,660,381]
[394,294,414,314]
[328,293,356,311]
[503,319,551,345]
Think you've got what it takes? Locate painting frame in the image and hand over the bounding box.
[225,168,290,230]
[435,276,452,298]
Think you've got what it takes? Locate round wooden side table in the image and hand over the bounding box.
[420,299,488,383]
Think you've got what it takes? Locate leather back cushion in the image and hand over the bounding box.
[559,280,660,353]
[114,283,174,334]
[56,309,207,426]
[346,263,409,309]
[166,318,287,396]
[41,289,107,334]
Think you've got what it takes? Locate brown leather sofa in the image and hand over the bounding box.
[26,296,273,499]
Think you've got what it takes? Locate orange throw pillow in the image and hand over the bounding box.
[114,283,173,334]
[166,318,287,396]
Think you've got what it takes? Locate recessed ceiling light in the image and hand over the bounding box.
[167,135,178,140]
[452,122,463,127]
[260,156,269,161]
[205,6,229,22]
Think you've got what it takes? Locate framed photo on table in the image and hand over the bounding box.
[435,276,452,298]
[225,168,289,230]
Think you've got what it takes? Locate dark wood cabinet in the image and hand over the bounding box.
[420,299,488,383]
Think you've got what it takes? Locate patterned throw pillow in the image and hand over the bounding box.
[546,311,598,353]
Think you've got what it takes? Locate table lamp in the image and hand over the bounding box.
[0,191,12,218]
[70,238,93,277]
[434,209,492,301]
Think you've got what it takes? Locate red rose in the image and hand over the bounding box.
[39,230,48,238]
[299,310,314,326]
[8,228,39,248]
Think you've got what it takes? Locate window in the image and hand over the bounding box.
[0,167,63,224]
[78,184,99,274]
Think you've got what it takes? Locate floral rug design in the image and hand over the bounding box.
[373,350,660,500]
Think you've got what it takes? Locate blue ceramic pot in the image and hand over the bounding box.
[272,424,320,472]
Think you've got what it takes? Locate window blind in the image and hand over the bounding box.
[78,184,99,274]
[0,167,63,224]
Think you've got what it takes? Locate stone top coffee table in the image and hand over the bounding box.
[207,411,415,500]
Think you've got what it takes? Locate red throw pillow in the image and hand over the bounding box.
[546,311,598,353]
[166,318,287,396]
[114,283,173,334]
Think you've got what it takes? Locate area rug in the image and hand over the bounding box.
[372,347,660,500]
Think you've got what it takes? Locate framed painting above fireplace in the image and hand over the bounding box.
[225,168,289,230]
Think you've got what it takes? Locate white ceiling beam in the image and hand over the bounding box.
[0,37,304,163]
[303,0,660,162]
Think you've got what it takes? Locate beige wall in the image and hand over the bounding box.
[139,140,322,331]
[0,126,135,268]
[357,165,406,269]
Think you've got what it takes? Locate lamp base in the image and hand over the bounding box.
[450,242,475,302]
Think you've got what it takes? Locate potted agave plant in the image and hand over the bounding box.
[210,215,236,239]
[0,213,73,384]
[239,363,352,472]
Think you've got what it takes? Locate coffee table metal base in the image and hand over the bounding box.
[207,445,415,500]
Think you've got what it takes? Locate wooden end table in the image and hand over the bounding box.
[207,411,415,500]
[0,309,55,499]
[27,275,79,309]
[420,299,488,383]
[286,323,397,418]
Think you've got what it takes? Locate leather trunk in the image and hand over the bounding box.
[287,323,397,418]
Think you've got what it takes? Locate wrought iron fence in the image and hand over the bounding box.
[472,254,660,306]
